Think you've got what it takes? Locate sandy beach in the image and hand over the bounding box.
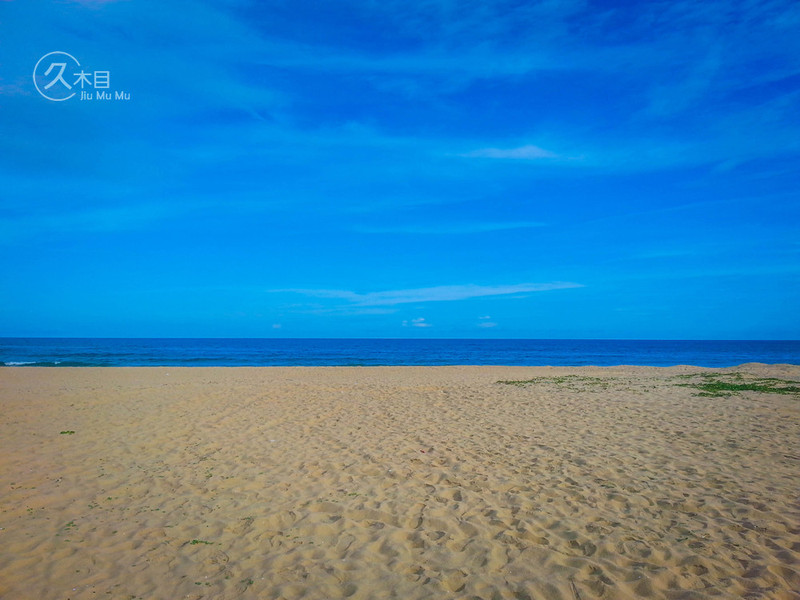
[1,364,798,600]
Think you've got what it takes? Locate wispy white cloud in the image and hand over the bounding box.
[355,221,545,234]
[276,282,582,307]
[634,249,697,260]
[67,0,125,5]
[248,0,581,87]
[242,0,798,174]
[460,145,559,160]
[296,306,399,317]
[0,203,181,243]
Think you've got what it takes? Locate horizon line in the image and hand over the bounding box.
[2,337,799,342]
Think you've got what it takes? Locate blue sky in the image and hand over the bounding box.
[1,0,799,339]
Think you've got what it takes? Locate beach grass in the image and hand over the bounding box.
[674,372,800,397]
[497,374,612,389]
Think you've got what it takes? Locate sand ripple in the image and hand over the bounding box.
[1,365,799,599]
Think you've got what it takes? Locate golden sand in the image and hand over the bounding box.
[1,365,799,600]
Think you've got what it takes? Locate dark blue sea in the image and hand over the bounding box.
[1,338,798,367]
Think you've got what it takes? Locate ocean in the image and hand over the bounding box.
[1,338,798,367]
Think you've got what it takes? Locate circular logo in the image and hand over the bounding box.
[33,51,81,101]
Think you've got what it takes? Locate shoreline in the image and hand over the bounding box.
[0,361,798,369]
[2,365,798,599]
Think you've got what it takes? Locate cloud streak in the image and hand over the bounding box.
[0,203,182,243]
[276,282,582,307]
[355,221,545,234]
[460,145,559,160]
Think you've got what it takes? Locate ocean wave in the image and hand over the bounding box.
[0,360,106,367]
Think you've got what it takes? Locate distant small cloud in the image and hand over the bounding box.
[272,323,282,329]
[460,145,558,160]
[477,316,497,327]
[403,317,431,328]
